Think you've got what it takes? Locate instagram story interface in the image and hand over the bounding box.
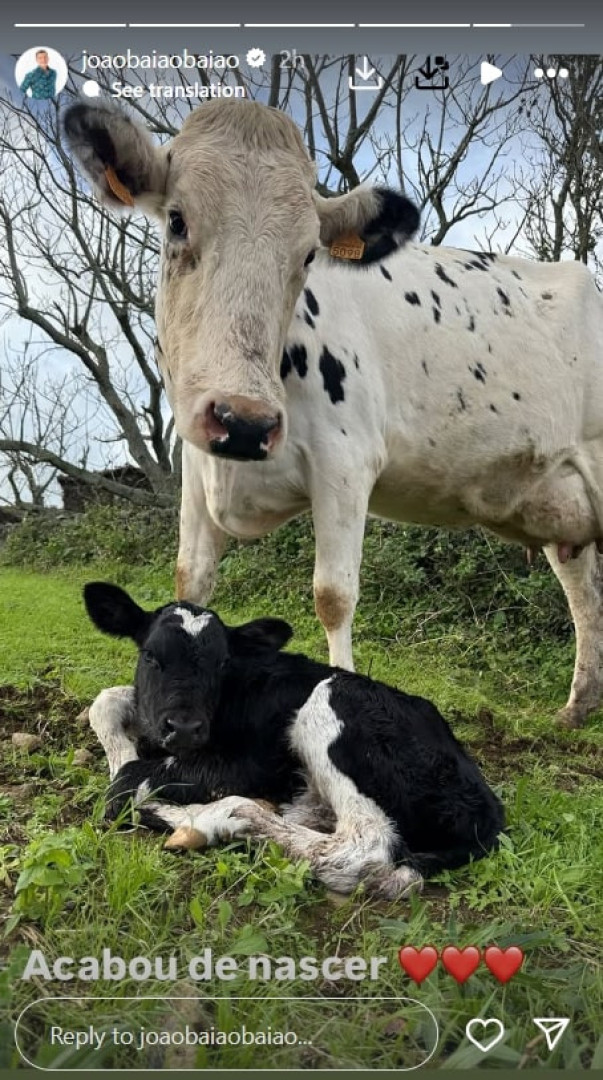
[0,2,601,1072]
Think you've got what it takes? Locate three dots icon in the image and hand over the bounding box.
[534,66,569,79]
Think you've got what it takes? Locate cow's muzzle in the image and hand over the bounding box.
[201,395,283,461]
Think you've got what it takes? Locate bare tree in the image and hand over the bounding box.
[515,56,603,272]
[0,95,175,504]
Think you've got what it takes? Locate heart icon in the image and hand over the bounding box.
[465,1018,505,1053]
[484,946,524,983]
[398,946,438,984]
[441,945,481,983]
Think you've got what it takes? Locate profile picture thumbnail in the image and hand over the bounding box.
[15,46,68,100]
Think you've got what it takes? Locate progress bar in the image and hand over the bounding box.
[14,21,587,29]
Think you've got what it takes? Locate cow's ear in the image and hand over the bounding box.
[314,186,419,258]
[84,582,152,645]
[64,103,168,214]
[228,618,293,656]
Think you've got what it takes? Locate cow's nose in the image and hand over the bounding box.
[202,396,282,461]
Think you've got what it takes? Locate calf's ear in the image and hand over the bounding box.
[228,618,293,655]
[64,103,168,214]
[84,582,152,645]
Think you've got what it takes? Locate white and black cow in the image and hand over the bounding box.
[84,582,504,898]
[65,100,603,728]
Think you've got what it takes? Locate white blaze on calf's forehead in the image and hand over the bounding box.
[173,606,213,637]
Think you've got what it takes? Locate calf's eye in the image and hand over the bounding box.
[304,249,316,267]
[169,211,188,239]
[142,650,160,670]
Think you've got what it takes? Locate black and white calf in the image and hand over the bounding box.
[85,582,504,898]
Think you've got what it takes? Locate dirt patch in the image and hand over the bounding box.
[450,706,602,791]
[0,680,103,854]
[0,680,85,741]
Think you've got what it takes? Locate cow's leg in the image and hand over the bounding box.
[176,443,227,603]
[312,482,369,669]
[544,543,603,727]
[88,686,138,779]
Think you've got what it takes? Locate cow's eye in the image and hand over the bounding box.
[168,211,188,239]
[304,249,316,267]
[142,650,160,670]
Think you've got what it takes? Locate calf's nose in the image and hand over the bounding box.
[163,715,205,745]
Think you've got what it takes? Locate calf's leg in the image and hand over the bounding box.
[88,686,139,779]
[545,542,603,727]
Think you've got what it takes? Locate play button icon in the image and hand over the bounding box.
[481,61,503,85]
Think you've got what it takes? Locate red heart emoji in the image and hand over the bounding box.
[441,945,481,983]
[398,946,438,984]
[484,946,524,983]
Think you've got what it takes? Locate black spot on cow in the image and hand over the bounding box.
[421,359,429,376]
[457,389,467,412]
[497,287,511,308]
[431,290,441,308]
[433,306,441,324]
[304,312,315,329]
[512,392,521,401]
[487,344,493,353]
[280,349,292,380]
[455,305,462,316]
[319,347,346,405]
[340,428,347,436]
[464,259,489,272]
[353,354,360,370]
[304,288,320,316]
[471,362,487,384]
[490,404,498,414]
[435,263,458,288]
[511,270,522,280]
[541,291,553,300]
[464,251,497,268]
[467,315,476,332]
[380,265,393,282]
[405,291,421,305]
[290,344,308,378]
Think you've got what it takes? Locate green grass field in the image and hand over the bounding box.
[0,513,602,1070]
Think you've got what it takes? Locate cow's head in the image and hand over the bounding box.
[65,100,419,461]
[84,581,292,751]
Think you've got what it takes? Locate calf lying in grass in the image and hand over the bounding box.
[85,582,504,898]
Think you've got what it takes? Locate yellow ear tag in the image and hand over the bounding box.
[329,231,366,260]
[105,165,135,207]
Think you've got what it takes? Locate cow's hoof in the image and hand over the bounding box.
[554,706,584,730]
[164,826,208,851]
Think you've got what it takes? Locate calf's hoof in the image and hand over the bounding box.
[367,865,424,901]
[164,826,208,851]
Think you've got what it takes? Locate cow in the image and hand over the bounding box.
[84,581,505,898]
[65,98,603,729]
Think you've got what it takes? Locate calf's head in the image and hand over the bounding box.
[84,581,292,752]
[65,99,418,460]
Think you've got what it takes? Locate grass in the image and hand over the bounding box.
[0,514,602,1070]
